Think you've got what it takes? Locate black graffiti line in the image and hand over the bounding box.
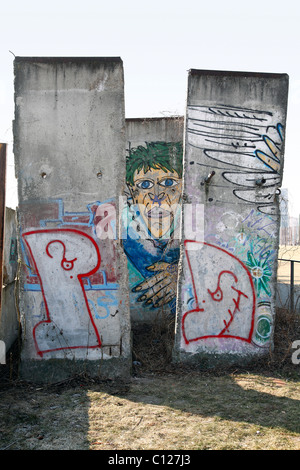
[222,172,280,188]
[189,104,273,118]
[205,183,280,196]
[240,176,278,183]
[188,127,262,140]
[266,125,281,134]
[210,103,273,116]
[207,108,269,122]
[204,139,258,149]
[257,206,279,215]
[188,147,260,171]
[222,180,278,189]
[204,150,256,169]
[191,122,264,138]
[187,116,263,131]
[191,120,261,131]
[190,103,272,112]
[233,190,275,203]
[189,142,254,156]
[190,138,262,155]
[188,116,277,134]
[241,191,275,200]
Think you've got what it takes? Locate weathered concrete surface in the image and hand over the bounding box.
[174,70,289,367]
[14,57,131,382]
[126,117,184,148]
[0,208,19,354]
[123,117,184,324]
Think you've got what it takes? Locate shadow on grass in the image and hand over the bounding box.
[125,372,300,434]
[128,315,300,436]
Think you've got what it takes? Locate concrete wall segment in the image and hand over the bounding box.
[124,117,184,324]
[13,57,126,210]
[174,69,289,366]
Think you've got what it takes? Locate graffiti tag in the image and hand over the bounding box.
[22,228,102,357]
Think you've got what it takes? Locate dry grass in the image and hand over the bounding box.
[0,308,299,451]
[0,370,299,451]
[87,373,300,451]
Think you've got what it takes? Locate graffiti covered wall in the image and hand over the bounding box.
[124,118,184,323]
[14,57,131,382]
[174,70,289,364]
[13,62,289,376]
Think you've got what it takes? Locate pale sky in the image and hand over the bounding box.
[1,0,299,216]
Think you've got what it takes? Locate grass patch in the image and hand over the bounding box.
[0,370,299,450]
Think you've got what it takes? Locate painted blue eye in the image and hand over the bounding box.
[137,180,154,189]
[160,178,178,187]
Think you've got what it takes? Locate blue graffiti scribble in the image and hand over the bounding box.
[88,292,118,319]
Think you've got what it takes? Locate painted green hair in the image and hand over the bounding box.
[126,141,183,186]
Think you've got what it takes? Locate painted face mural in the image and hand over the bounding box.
[122,142,183,314]
[129,166,182,239]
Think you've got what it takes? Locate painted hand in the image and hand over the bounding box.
[132,261,178,308]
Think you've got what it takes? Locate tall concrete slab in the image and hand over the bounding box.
[14,57,131,382]
[174,70,289,367]
[124,117,184,324]
[0,207,19,355]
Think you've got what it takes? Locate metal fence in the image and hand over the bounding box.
[278,258,300,312]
